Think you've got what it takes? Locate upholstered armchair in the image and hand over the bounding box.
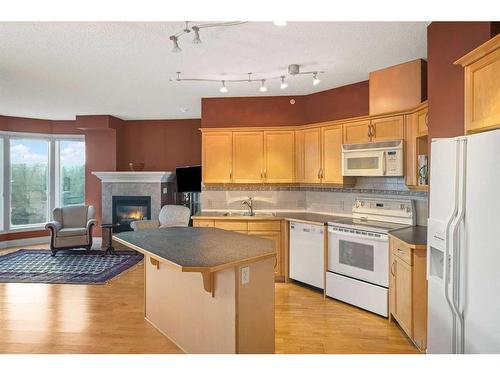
[45,205,97,256]
[130,205,190,231]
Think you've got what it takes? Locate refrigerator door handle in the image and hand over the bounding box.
[443,139,462,353]
[450,138,467,353]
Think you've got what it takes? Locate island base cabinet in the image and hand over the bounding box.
[144,255,275,354]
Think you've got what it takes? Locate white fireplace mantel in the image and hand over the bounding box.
[92,171,174,183]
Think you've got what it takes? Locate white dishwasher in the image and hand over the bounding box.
[289,221,324,289]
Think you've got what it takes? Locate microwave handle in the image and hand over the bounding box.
[382,151,387,175]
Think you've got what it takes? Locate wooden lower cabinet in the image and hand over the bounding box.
[389,236,428,351]
[192,218,285,281]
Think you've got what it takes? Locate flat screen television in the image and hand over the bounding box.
[176,165,202,192]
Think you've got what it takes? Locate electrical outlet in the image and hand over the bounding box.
[162,187,168,194]
[241,266,250,285]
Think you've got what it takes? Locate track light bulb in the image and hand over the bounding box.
[313,72,321,86]
[220,80,228,93]
[259,80,267,92]
[280,76,288,89]
[192,27,202,44]
[273,21,287,27]
[170,36,181,53]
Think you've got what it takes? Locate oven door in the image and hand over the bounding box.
[328,226,389,287]
[342,150,385,176]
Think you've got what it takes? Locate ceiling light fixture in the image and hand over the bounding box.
[169,21,247,53]
[273,21,287,27]
[170,35,181,53]
[280,76,288,89]
[173,65,324,93]
[192,26,202,44]
[313,72,321,86]
[220,80,228,93]
[259,80,267,92]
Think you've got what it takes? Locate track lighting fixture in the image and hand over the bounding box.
[259,80,268,92]
[192,26,202,44]
[280,76,288,89]
[173,65,324,93]
[313,72,321,86]
[169,21,247,53]
[170,35,181,53]
[220,80,228,93]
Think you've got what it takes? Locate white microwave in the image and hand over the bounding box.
[342,140,403,177]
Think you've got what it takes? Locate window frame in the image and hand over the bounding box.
[0,131,85,233]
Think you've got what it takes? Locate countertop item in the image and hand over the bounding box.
[388,225,427,248]
[113,227,275,272]
[192,211,347,225]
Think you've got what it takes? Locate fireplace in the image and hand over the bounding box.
[112,196,151,233]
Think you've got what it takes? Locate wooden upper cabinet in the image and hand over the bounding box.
[416,107,428,136]
[302,128,322,183]
[321,125,343,184]
[343,120,371,144]
[202,131,233,183]
[455,34,500,134]
[264,130,295,183]
[404,113,418,187]
[371,115,404,141]
[232,131,264,183]
[294,130,305,183]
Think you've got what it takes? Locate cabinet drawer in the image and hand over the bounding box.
[391,239,412,265]
[247,220,281,232]
[192,219,214,228]
[214,220,248,231]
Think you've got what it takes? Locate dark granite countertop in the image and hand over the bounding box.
[193,211,347,225]
[388,226,427,247]
[113,227,275,272]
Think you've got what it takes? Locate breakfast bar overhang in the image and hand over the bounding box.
[113,227,276,354]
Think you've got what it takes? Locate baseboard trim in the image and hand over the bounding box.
[0,236,103,250]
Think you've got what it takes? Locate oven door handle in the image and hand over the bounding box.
[328,227,388,242]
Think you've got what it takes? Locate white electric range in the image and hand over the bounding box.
[326,197,415,317]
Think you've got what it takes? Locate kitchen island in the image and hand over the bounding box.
[113,227,276,354]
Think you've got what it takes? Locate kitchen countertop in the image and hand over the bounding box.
[192,211,348,225]
[388,225,427,248]
[113,227,275,272]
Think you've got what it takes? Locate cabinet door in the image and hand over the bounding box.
[321,125,343,183]
[302,128,322,183]
[264,130,295,183]
[417,108,428,136]
[294,130,305,183]
[394,257,413,337]
[232,131,264,183]
[404,113,418,187]
[343,120,371,144]
[202,132,233,183]
[389,245,397,320]
[464,47,500,134]
[371,115,404,141]
[247,231,281,276]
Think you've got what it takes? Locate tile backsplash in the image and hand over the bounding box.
[201,177,429,226]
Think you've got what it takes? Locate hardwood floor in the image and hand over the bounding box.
[0,244,418,354]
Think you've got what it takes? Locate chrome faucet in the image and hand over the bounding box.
[242,197,254,216]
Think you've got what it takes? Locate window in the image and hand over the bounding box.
[10,139,49,227]
[0,132,85,231]
[58,140,85,207]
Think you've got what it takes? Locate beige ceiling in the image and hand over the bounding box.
[0,22,429,120]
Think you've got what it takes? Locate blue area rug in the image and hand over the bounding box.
[0,249,143,284]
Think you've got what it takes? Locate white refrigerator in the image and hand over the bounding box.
[427,129,500,353]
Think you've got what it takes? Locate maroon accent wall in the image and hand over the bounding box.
[201,81,369,127]
[427,22,497,140]
[116,119,201,172]
[201,96,307,127]
[304,81,369,123]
